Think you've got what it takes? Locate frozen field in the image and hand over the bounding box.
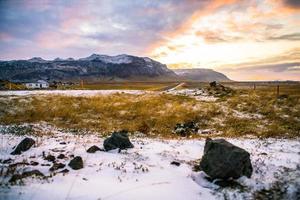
[0,128,299,200]
[0,90,146,97]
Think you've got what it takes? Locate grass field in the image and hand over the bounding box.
[57,81,181,91]
[0,82,299,138]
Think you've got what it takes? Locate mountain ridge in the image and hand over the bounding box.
[174,68,231,82]
[0,54,231,82]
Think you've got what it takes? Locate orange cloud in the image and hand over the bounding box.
[146,0,239,53]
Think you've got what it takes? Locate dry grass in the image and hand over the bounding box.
[0,94,222,137]
[221,84,300,137]
[0,83,299,138]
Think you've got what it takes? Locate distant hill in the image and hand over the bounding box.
[174,68,231,82]
[0,54,177,82]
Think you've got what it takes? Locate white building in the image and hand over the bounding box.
[25,80,49,89]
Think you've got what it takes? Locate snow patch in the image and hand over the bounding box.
[0,90,146,97]
[0,126,299,200]
[80,54,132,64]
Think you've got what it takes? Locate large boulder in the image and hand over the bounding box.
[103,131,134,151]
[200,138,252,180]
[11,138,35,155]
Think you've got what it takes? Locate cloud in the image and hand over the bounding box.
[268,33,300,41]
[237,62,300,72]
[219,62,300,81]
[0,0,213,59]
[283,0,300,8]
[195,30,242,43]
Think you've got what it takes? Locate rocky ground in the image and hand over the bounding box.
[0,124,299,200]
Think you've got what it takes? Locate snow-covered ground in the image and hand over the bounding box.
[0,86,217,102]
[165,88,217,102]
[1,128,299,200]
[0,90,146,97]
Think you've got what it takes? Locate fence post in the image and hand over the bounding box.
[276,85,279,97]
[253,83,256,90]
[80,80,83,89]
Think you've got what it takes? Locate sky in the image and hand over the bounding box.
[0,0,299,81]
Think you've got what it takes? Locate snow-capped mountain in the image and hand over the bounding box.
[0,54,177,82]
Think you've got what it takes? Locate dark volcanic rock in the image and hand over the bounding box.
[9,170,45,183]
[207,81,233,97]
[59,169,69,174]
[2,158,13,164]
[30,161,39,166]
[103,131,134,151]
[173,121,199,137]
[68,156,83,170]
[87,145,101,153]
[170,161,181,166]
[200,138,252,180]
[44,154,56,162]
[11,138,35,155]
[57,154,66,159]
[50,163,65,171]
[209,81,217,87]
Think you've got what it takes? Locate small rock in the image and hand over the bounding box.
[214,179,243,188]
[170,161,181,166]
[68,156,83,170]
[259,152,268,156]
[57,154,66,159]
[2,158,13,164]
[59,142,66,145]
[59,169,69,174]
[44,154,56,162]
[103,131,134,151]
[173,121,198,137]
[209,81,217,87]
[50,163,66,171]
[11,138,35,155]
[87,145,101,153]
[30,161,39,166]
[200,138,253,180]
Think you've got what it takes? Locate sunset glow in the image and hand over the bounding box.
[0,0,299,81]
